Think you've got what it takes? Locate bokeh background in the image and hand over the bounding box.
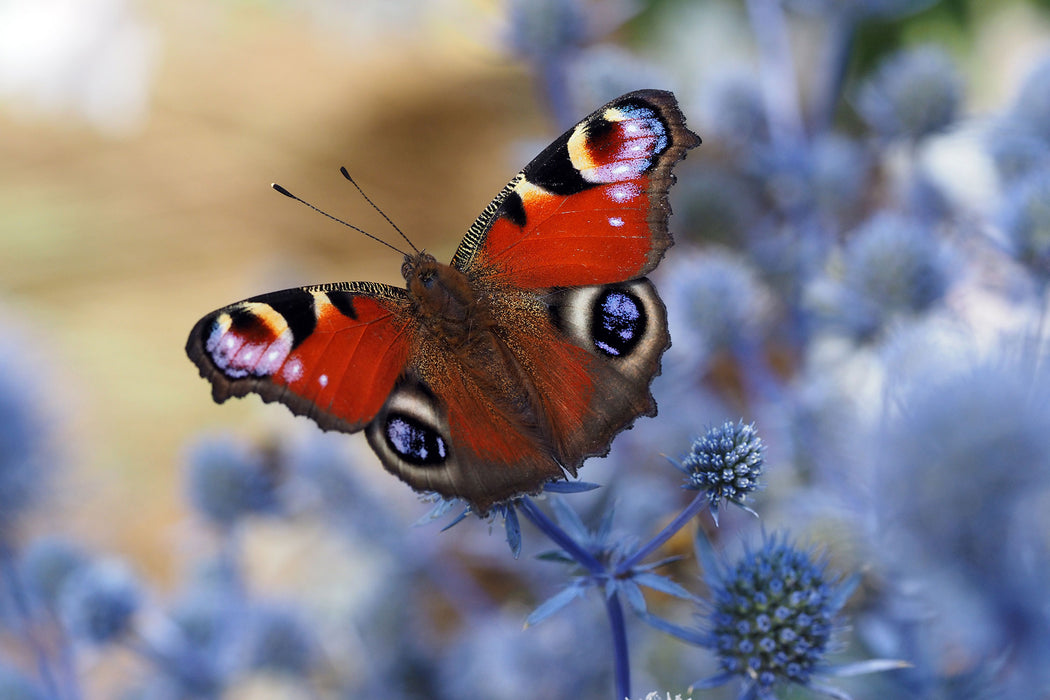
[3,0,1050,698]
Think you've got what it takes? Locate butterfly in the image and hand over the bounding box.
[186,89,699,513]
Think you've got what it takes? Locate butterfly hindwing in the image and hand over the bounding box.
[186,283,414,432]
[452,89,700,289]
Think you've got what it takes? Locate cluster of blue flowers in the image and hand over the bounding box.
[4,0,1050,697]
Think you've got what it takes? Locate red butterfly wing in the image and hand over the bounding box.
[187,90,699,513]
[186,283,413,432]
[452,89,700,288]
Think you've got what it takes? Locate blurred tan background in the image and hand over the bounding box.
[0,0,551,580]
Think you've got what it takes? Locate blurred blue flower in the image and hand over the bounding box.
[857,46,963,141]
[811,134,872,225]
[247,603,318,677]
[748,142,817,218]
[185,435,281,528]
[675,165,764,247]
[59,558,141,644]
[834,212,951,338]
[566,45,675,118]
[872,344,1050,689]
[1011,56,1050,145]
[662,249,769,372]
[0,340,51,542]
[148,590,240,697]
[999,166,1050,278]
[437,605,610,700]
[672,420,765,523]
[20,536,86,612]
[986,121,1050,185]
[703,74,770,151]
[506,0,587,63]
[0,664,45,700]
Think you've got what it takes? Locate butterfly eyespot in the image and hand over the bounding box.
[384,412,448,466]
[591,288,647,358]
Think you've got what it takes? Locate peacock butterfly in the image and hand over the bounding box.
[186,89,700,513]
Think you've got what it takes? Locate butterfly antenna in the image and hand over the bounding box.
[340,167,420,254]
[271,183,410,257]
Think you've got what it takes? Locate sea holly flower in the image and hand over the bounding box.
[525,497,694,627]
[647,532,906,700]
[671,420,765,524]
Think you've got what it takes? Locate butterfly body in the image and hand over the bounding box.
[188,90,699,512]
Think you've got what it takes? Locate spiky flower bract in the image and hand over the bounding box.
[674,421,765,523]
[417,479,600,558]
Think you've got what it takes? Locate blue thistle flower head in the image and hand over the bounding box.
[999,167,1050,278]
[185,435,281,528]
[59,559,141,645]
[694,532,856,699]
[674,420,765,522]
[836,212,950,338]
[857,46,963,141]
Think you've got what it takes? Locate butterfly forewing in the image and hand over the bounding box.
[452,89,700,288]
[186,283,413,432]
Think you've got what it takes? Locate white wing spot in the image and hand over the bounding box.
[609,217,625,227]
[608,182,641,202]
[282,357,303,382]
[319,374,328,387]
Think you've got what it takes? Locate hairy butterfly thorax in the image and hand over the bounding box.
[187,90,700,512]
